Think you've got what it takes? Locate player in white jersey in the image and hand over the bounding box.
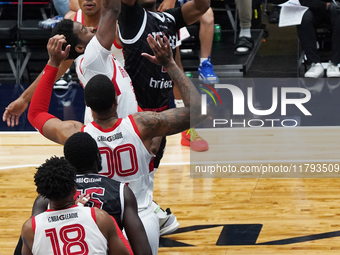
[52,10,138,124]
[28,32,207,253]
[82,116,153,210]
[82,115,159,252]
[73,35,138,124]
[21,156,129,255]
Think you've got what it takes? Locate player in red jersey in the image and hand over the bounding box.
[21,156,129,255]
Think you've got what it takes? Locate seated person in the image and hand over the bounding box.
[298,0,340,78]
[234,0,254,55]
[158,0,219,84]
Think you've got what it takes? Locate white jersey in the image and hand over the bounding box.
[32,206,107,255]
[82,115,154,211]
[74,36,137,125]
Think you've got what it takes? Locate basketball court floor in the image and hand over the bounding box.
[1,76,340,254]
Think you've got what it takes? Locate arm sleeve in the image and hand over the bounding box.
[28,65,58,134]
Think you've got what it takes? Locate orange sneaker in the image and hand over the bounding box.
[181,128,209,152]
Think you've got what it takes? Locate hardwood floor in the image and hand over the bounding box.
[1,127,340,254]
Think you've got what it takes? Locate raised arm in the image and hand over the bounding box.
[28,35,83,145]
[134,34,207,142]
[122,185,152,255]
[3,7,79,128]
[2,59,73,127]
[96,0,121,50]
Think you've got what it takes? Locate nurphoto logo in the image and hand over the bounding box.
[200,84,312,127]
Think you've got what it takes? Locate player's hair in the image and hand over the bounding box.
[84,74,117,113]
[64,132,100,172]
[51,19,80,60]
[34,156,76,201]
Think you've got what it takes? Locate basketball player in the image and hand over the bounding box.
[115,0,211,228]
[21,156,130,255]
[67,132,152,255]
[51,0,179,235]
[27,32,206,254]
[17,132,152,255]
[117,0,210,152]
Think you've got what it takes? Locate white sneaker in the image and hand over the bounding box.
[159,208,180,236]
[326,61,340,78]
[304,63,324,78]
[151,201,180,236]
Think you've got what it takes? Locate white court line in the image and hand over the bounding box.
[0,131,38,134]
[0,164,39,171]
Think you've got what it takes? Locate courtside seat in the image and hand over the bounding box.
[0,20,17,43]
[19,20,51,39]
[0,20,17,81]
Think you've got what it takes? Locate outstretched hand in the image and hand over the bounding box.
[46,34,71,68]
[2,97,28,127]
[141,34,174,68]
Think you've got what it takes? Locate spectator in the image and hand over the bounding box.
[298,0,340,78]
[234,0,254,55]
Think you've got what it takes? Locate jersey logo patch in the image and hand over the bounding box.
[118,66,129,78]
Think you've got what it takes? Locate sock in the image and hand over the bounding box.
[151,201,168,219]
[174,99,184,108]
[200,57,208,64]
[239,28,251,38]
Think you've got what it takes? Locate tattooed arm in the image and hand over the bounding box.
[133,34,207,145]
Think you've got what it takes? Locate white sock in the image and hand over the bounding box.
[200,58,208,64]
[239,28,251,38]
[174,99,184,108]
[151,201,167,219]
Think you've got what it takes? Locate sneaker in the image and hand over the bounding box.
[304,63,324,78]
[159,208,180,236]
[181,128,209,152]
[54,68,72,90]
[198,57,219,84]
[326,61,340,78]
